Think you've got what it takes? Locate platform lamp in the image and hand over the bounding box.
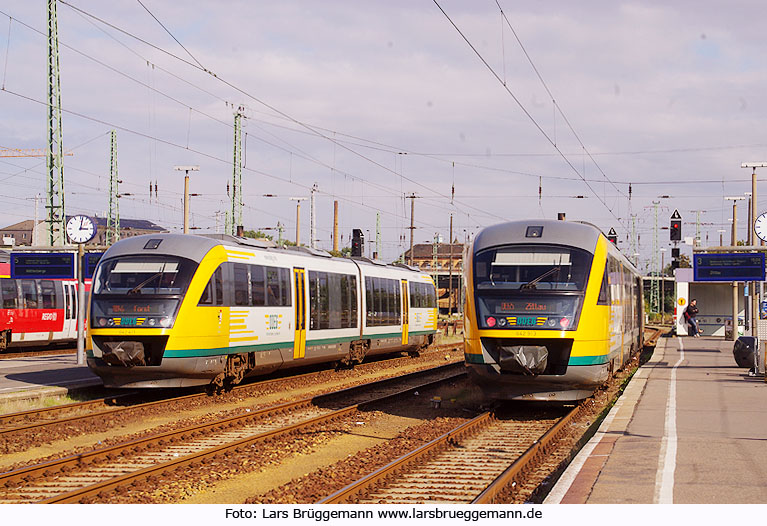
[742,162,767,338]
[174,165,199,234]
[725,197,746,341]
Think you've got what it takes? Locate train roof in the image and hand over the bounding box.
[100,233,427,274]
[472,219,602,254]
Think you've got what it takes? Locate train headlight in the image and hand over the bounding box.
[107,318,115,327]
[559,317,570,328]
[486,316,497,328]
[547,318,557,327]
[148,318,157,326]
[498,317,507,327]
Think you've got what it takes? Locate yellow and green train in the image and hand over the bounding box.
[87,233,437,388]
[463,220,644,401]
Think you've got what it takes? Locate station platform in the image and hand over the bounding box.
[547,334,767,504]
[0,352,102,403]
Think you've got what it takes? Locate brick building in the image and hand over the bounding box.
[0,217,167,247]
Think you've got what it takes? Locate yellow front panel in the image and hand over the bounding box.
[169,246,230,353]
[465,237,613,362]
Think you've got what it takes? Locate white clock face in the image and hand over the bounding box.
[66,215,97,244]
[755,212,767,243]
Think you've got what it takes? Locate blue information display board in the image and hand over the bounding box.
[11,252,75,279]
[693,253,765,282]
[84,252,104,279]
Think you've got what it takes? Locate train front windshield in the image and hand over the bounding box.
[91,256,198,329]
[473,246,593,331]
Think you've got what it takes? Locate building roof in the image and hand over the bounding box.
[404,243,464,259]
[1,217,166,231]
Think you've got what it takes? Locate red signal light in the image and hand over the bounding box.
[559,317,570,328]
[486,317,496,327]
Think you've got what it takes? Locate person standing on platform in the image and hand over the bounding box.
[683,298,701,337]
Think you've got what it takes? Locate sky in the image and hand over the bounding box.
[2,1,767,267]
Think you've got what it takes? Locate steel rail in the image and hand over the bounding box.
[319,411,495,504]
[0,342,462,434]
[473,405,582,503]
[0,362,464,503]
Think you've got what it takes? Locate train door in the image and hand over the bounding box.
[401,280,409,346]
[293,268,306,359]
[62,282,76,339]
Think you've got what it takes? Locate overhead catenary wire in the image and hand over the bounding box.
[0,6,493,233]
[52,1,508,226]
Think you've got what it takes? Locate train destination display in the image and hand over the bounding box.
[693,253,766,282]
[10,252,75,279]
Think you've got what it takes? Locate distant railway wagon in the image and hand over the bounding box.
[463,220,644,401]
[0,259,81,350]
[86,233,438,388]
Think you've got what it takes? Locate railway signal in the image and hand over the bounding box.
[670,210,682,241]
[351,229,364,257]
[607,227,617,245]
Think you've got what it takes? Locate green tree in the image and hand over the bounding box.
[242,229,272,241]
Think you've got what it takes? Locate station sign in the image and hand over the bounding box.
[84,252,104,279]
[10,252,75,279]
[693,252,765,282]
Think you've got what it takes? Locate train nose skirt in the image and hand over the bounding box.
[102,341,146,367]
[497,345,548,375]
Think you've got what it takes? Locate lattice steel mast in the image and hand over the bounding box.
[231,105,244,235]
[106,130,120,245]
[47,0,65,245]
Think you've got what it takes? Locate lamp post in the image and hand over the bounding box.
[725,196,746,340]
[174,165,199,234]
[289,197,306,246]
[742,162,767,338]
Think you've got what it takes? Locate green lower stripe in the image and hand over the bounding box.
[463,353,611,366]
[162,330,435,359]
[568,355,611,366]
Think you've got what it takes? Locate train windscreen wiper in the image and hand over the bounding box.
[520,266,560,290]
[127,272,163,295]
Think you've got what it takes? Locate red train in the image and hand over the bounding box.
[0,257,83,350]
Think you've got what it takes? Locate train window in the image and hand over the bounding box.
[1,279,18,309]
[349,275,358,326]
[396,279,402,325]
[198,266,224,306]
[233,264,249,306]
[280,268,291,306]
[21,280,38,309]
[474,245,592,291]
[409,281,420,308]
[199,280,213,305]
[93,256,197,296]
[597,262,609,305]
[261,266,291,307]
[214,267,224,305]
[366,276,378,327]
[41,280,57,309]
[425,282,436,308]
[250,265,265,306]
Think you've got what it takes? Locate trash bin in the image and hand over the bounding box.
[733,336,757,368]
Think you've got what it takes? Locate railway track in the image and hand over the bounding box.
[319,404,582,504]
[0,342,462,441]
[0,347,77,359]
[0,361,465,504]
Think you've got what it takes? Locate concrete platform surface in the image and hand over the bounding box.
[0,353,102,402]
[547,335,767,504]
